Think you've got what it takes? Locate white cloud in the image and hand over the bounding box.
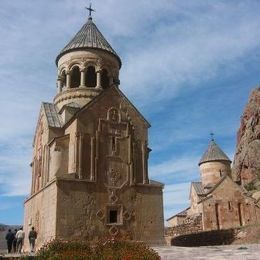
[118,1,260,104]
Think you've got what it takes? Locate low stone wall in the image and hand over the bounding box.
[166,222,202,238]
[165,215,202,245]
[171,229,236,247]
[165,214,202,238]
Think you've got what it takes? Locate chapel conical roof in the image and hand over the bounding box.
[198,139,231,166]
[56,17,121,67]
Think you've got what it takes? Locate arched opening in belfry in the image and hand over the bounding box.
[85,66,96,87]
[61,70,67,89]
[71,66,80,88]
[101,69,109,89]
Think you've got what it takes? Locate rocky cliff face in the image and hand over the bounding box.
[232,87,260,188]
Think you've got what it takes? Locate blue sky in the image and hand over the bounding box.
[0,0,260,225]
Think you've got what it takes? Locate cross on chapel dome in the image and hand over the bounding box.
[86,3,95,18]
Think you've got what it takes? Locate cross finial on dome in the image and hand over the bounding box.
[86,3,95,19]
[210,132,215,141]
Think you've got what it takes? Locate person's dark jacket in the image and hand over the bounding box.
[5,232,15,242]
[28,230,37,240]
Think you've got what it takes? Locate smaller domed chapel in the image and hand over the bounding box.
[23,13,164,250]
[167,138,260,231]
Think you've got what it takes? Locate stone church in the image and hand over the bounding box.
[167,138,260,231]
[23,13,164,250]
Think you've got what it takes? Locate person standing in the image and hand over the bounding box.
[5,229,15,253]
[28,227,37,252]
[12,229,18,253]
[16,227,25,253]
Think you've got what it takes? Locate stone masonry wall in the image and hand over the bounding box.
[55,180,165,245]
[134,185,165,245]
[202,177,260,231]
[165,214,202,240]
[23,181,57,251]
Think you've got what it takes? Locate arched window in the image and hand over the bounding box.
[85,66,96,87]
[61,70,67,89]
[215,203,220,230]
[70,66,80,88]
[238,203,244,226]
[101,69,110,89]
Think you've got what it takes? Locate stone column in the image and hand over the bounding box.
[31,161,35,194]
[41,146,45,188]
[96,70,102,89]
[131,142,136,185]
[66,71,71,89]
[34,159,39,192]
[45,146,50,183]
[75,133,79,174]
[42,145,48,186]
[78,134,83,179]
[114,77,120,87]
[90,137,95,181]
[57,76,62,93]
[80,69,86,88]
[109,76,113,87]
[128,136,134,185]
[142,142,149,184]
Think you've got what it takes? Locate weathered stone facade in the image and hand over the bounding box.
[200,176,260,230]
[23,16,164,251]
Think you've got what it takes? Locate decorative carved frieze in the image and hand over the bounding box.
[109,226,119,236]
[106,169,121,188]
[96,209,105,220]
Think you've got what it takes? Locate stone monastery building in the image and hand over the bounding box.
[167,139,260,231]
[23,13,164,250]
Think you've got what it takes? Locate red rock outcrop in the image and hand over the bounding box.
[232,87,260,185]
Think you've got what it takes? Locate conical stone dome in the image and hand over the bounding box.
[56,17,121,67]
[199,140,231,166]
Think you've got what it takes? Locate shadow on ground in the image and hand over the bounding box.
[171,229,235,247]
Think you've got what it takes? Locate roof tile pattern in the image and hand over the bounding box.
[191,182,205,196]
[199,140,231,165]
[166,207,190,221]
[56,18,121,65]
[42,103,63,128]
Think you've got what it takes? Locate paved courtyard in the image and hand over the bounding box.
[153,244,260,259]
[1,244,260,259]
